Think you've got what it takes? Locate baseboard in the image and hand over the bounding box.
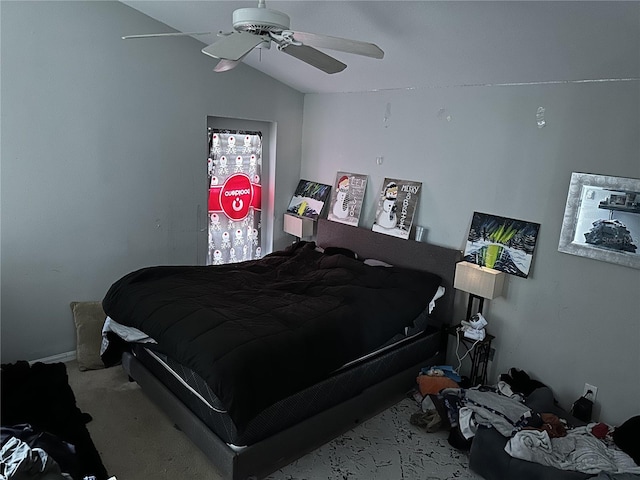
[30,350,76,365]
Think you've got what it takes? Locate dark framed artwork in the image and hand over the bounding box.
[286,179,332,221]
[464,212,541,278]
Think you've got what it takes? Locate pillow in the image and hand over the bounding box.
[70,301,106,371]
[322,246,360,260]
[364,258,393,267]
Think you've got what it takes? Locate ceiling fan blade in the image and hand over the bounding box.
[202,32,268,61]
[290,31,384,59]
[214,59,242,73]
[280,44,346,74]
[122,32,211,40]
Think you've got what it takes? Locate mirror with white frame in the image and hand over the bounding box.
[558,172,640,269]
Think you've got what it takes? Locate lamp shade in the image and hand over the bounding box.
[454,261,505,299]
[283,213,314,238]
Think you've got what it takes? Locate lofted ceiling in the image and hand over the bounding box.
[119,1,639,95]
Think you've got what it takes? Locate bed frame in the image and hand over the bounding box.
[121,219,462,480]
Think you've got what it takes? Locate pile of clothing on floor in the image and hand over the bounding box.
[1,361,111,480]
[409,366,640,478]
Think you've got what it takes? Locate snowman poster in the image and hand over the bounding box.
[327,172,368,226]
[372,178,422,239]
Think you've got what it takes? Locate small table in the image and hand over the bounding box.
[447,324,494,386]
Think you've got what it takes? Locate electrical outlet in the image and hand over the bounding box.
[583,383,598,401]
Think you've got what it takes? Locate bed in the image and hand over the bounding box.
[102,219,462,480]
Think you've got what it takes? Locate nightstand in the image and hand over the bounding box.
[447,324,494,386]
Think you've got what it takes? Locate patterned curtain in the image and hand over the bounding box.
[207,128,262,265]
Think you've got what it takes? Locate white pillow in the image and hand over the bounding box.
[363,258,393,267]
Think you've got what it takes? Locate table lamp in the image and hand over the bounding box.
[283,213,314,240]
[454,261,505,321]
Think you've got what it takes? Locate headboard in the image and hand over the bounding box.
[316,218,462,326]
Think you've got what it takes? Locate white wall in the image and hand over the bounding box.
[2,0,638,428]
[300,79,639,424]
[1,1,304,362]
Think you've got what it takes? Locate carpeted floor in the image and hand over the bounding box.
[66,361,483,480]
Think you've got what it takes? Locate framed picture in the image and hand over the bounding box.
[558,172,640,269]
[327,172,368,226]
[286,179,332,221]
[464,212,541,278]
[372,178,422,239]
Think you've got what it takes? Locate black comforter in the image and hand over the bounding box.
[103,241,442,429]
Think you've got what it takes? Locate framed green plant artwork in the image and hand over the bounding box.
[463,212,541,278]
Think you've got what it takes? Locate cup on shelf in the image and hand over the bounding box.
[414,225,427,242]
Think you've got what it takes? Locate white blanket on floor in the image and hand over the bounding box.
[505,426,640,475]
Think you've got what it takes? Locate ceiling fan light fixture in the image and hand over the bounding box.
[124,0,383,75]
[232,7,290,35]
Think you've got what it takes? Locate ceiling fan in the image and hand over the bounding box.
[122,0,384,74]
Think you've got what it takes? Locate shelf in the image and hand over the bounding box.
[598,204,640,215]
[448,324,494,386]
